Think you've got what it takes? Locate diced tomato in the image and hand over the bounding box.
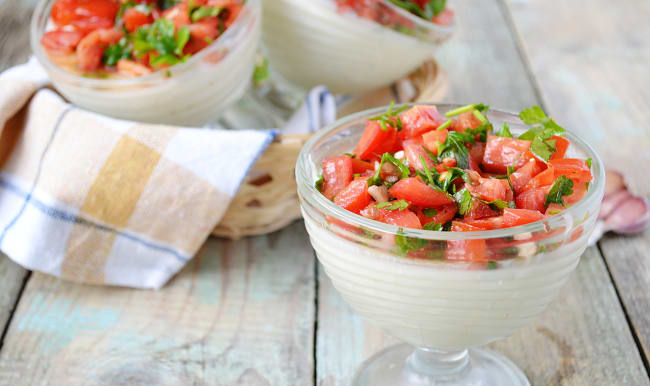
[469,142,486,163]
[183,20,220,54]
[450,111,481,132]
[545,203,565,215]
[117,59,152,76]
[502,208,544,227]
[355,120,399,161]
[123,7,153,32]
[549,158,592,182]
[522,166,555,192]
[41,30,83,55]
[69,16,115,34]
[388,178,454,207]
[334,178,372,214]
[403,140,435,171]
[432,8,454,26]
[76,28,123,71]
[361,203,422,229]
[399,105,444,140]
[321,156,353,199]
[351,158,374,174]
[466,178,513,202]
[482,136,534,174]
[421,128,448,156]
[224,3,243,28]
[327,216,361,235]
[564,181,588,206]
[510,159,545,194]
[465,198,498,220]
[51,0,119,27]
[550,136,569,160]
[163,2,191,27]
[463,216,505,230]
[516,186,550,213]
[418,204,458,226]
[446,221,487,261]
[435,157,457,173]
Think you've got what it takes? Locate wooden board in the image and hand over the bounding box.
[315,0,650,384]
[0,222,316,385]
[504,0,650,368]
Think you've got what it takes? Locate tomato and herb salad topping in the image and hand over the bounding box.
[316,103,594,260]
[336,0,453,28]
[41,0,244,77]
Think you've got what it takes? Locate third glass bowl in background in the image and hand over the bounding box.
[262,0,454,94]
[296,104,605,386]
[31,0,261,127]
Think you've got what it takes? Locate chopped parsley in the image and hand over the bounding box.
[545,175,574,207]
[422,208,438,217]
[423,222,442,231]
[437,119,453,131]
[455,188,472,216]
[395,228,428,255]
[369,101,408,131]
[586,157,592,168]
[102,37,131,67]
[518,106,566,162]
[487,261,498,270]
[191,5,223,22]
[368,152,409,186]
[387,0,447,19]
[253,55,269,87]
[132,19,191,68]
[315,175,324,192]
[376,200,409,211]
[497,122,513,138]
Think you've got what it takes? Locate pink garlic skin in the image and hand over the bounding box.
[599,190,632,219]
[605,170,625,196]
[605,196,650,235]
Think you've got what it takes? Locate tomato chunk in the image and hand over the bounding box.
[123,7,153,33]
[351,158,375,174]
[418,204,458,226]
[466,178,513,202]
[550,136,569,160]
[321,156,353,199]
[502,208,544,227]
[564,181,588,206]
[549,158,592,182]
[389,178,454,207]
[399,105,444,140]
[421,128,448,156]
[334,178,372,214]
[163,2,191,27]
[522,166,555,192]
[361,203,422,229]
[463,216,505,230]
[515,186,550,213]
[450,111,482,132]
[403,140,435,171]
[509,159,545,194]
[51,0,119,27]
[446,221,488,261]
[355,120,398,161]
[482,136,534,174]
[465,197,498,220]
[41,30,83,55]
[545,203,565,215]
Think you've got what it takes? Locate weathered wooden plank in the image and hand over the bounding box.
[0,0,36,345]
[315,0,648,384]
[504,0,650,366]
[0,222,315,385]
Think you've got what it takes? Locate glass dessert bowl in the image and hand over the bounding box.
[296,104,605,385]
[31,0,261,126]
[262,0,454,94]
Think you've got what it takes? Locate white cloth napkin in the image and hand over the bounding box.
[0,58,336,289]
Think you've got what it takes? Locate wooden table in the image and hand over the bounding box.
[1,0,649,384]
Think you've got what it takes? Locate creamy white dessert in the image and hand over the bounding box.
[303,211,594,350]
[262,0,451,93]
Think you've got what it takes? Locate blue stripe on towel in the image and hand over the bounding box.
[0,178,191,263]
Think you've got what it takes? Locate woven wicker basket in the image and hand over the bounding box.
[212,59,449,239]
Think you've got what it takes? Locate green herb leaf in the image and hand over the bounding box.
[517,106,566,162]
[384,153,410,179]
[423,222,442,231]
[253,55,269,87]
[487,261,498,270]
[102,37,131,66]
[545,175,574,207]
[395,228,428,255]
[445,104,475,117]
[497,123,513,138]
[486,199,514,210]
[315,175,324,192]
[455,188,472,216]
[586,157,592,169]
[133,19,190,68]
[191,5,222,22]
[422,208,438,217]
[376,199,410,211]
[369,101,409,132]
[437,119,453,131]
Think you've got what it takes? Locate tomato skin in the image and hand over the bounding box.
[334,178,372,214]
[163,2,191,27]
[69,16,114,34]
[482,136,534,174]
[435,157,457,173]
[564,181,588,206]
[418,204,458,226]
[421,128,448,156]
[510,158,545,194]
[399,105,444,140]
[549,158,592,182]
[76,28,123,71]
[446,221,487,261]
[351,158,374,174]
[466,178,513,202]
[123,7,153,32]
[361,204,422,229]
[522,166,555,192]
[354,120,398,161]
[463,216,505,230]
[51,0,119,27]
[516,186,550,213]
[545,203,565,216]
[389,178,454,207]
[403,140,435,171]
[502,208,544,227]
[41,30,83,55]
[465,198,498,220]
[321,156,353,200]
[550,136,569,160]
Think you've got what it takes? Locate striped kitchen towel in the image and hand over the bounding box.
[0,58,335,289]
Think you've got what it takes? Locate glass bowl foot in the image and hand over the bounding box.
[352,344,530,386]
